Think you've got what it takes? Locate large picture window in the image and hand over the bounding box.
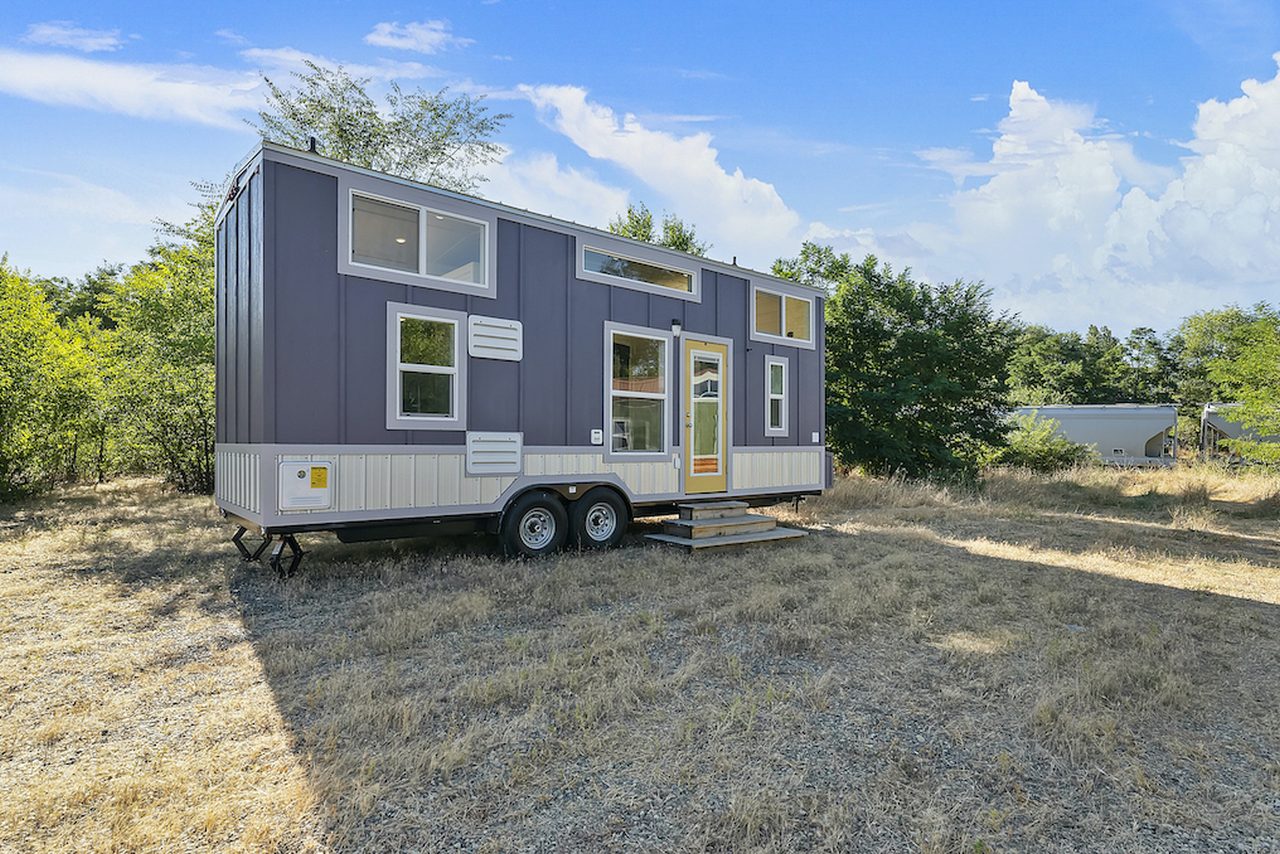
[351,190,487,287]
[751,285,814,347]
[386,303,467,430]
[609,330,668,453]
[765,355,788,436]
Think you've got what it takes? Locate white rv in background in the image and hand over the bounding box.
[1014,405,1177,467]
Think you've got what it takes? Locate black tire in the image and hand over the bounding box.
[499,491,568,558]
[568,487,629,550]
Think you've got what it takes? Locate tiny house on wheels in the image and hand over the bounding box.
[213,142,828,573]
[1013,404,1177,467]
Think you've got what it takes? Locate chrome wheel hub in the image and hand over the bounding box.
[519,507,556,550]
[584,502,617,541]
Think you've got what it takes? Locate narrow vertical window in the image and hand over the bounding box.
[609,331,667,453]
[765,355,788,436]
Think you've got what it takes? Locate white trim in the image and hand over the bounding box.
[604,321,673,461]
[765,354,789,437]
[386,302,468,431]
[750,284,816,350]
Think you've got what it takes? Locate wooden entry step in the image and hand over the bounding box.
[677,500,750,520]
[645,525,807,552]
[646,506,808,552]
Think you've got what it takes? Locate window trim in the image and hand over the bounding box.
[604,321,673,460]
[386,302,468,431]
[764,354,789,437]
[749,284,816,350]
[577,236,701,302]
[342,182,496,298]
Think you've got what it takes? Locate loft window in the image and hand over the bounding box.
[425,211,485,285]
[583,246,694,294]
[610,331,668,453]
[752,286,814,346]
[351,191,487,287]
[765,355,788,436]
[398,314,458,419]
[353,195,419,273]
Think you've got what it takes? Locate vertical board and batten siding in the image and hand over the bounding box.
[214,166,265,445]
[258,158,824,450]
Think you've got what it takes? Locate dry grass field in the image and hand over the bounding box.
[3,466,1280,852]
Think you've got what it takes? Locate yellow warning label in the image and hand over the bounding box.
[309,467,328,489]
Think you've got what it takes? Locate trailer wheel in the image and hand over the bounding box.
[569,487,629,550]
[500,491,568,558]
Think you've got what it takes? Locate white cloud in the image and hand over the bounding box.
[214,28,249,45]
[830,61,1280,331]
[0,49,260,129]
[481,149,629,230]
[520,84,801,266]
[240,46,442,82]
[0,167,189,278]
[364,20,473,54]
[22,21,124,53]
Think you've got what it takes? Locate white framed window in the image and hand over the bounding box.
[349,188,489,292]
[765,355,788,437]
[750,284,815,349]
[578,237,701,301]
[606,325,670,456]
[385,302,467,431]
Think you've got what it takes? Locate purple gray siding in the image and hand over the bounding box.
[217,152,825,451]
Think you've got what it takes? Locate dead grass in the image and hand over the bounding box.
[3,465,1280,851]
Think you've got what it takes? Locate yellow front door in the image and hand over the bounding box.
[683,338,729,494]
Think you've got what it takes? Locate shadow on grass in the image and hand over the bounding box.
[217,514,1280,851]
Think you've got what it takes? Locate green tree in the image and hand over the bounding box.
[253,61,509,193]
[1122,326,1175,403]
[1168,303,1278,411]
[37,263,124,328]
[771,242,852,293]
[1007,323,1166,405]
[981,414,1097,472]
[0,259,95,499]
[776,246,1016,477]
[658,212,709,256]
[607,202,710,256]
[102,196,218,492]
[607,202,655,243]
[1207,314,1280,463]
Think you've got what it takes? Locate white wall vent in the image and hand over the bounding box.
[468,315,523,361]
[466,431,523,475]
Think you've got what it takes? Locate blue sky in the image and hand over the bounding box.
[3,1,1280,332]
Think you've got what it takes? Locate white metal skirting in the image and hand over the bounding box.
[731,449,823,492]
[282,452,517,515]
[215,444,824,520]
[214,448,261,514]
